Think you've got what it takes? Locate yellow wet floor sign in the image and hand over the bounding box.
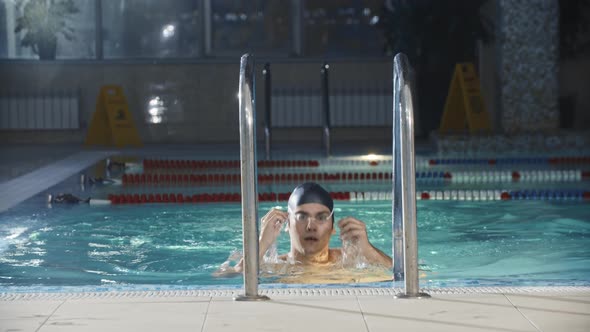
[85,85,142,147]
[439,63,491,134]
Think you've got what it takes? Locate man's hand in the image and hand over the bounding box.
[338,217,372,252]
[215,208,288,275]
[338,217,392,268]
[259,208,289,258]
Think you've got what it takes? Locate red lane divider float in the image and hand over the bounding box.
[107,190,590,204]
[142,159,320,171]
[108,192,351,204]
[121,170,590,185]
[121,172,392,185]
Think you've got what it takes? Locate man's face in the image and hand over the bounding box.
[288,203,334,256]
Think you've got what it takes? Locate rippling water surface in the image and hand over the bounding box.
[1,196,588,289]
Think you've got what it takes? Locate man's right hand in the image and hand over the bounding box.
[215,208,288,275]
[259,208,289,257]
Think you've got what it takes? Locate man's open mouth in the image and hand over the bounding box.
[304,236,318,241]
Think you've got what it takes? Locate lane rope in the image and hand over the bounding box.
[120,170,590,185]
[138,156,590,172]
[142,159,320,170]
[107,190,590,204]
[428,156,590,166]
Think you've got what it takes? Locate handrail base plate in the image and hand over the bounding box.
[394,292,431,299]
[234,294,271,301]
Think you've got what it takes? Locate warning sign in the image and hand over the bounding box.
[439,63,491,134]
[85,85,142,147]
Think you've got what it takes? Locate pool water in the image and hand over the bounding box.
[1,193,589,289]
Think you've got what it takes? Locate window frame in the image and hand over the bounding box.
[0,0,388,62]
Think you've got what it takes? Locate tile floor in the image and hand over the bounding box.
[1,290,589,332]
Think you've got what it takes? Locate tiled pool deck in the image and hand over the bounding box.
[1,287,589,332]
[0,144,589,332]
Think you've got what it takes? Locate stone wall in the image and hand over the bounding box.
[498,0,559,133]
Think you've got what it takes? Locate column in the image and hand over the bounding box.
[498,0,559,133]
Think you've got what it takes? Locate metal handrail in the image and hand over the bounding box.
[235,54,269,301]
[321,62,331,157]
[263,63,272,160]
[392,53,430,299]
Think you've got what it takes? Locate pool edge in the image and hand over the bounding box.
[2,286,590,301]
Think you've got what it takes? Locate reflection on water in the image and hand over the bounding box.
[216,245,393,285]
[262,263,392,284]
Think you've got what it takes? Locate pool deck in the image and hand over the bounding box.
[1,287,589,331]
[1,143,589,331]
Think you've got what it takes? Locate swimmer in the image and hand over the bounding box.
[47,193,111,206]
[222,182,392,274]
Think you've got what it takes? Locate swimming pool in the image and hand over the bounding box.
[1,156,588,292]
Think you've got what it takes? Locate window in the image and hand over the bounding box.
[209,0,292,56]
[0,2,7,57]
[102,0,201,58]
[1,0,95,59]
[303,0,383,57]
[0,0,388,60]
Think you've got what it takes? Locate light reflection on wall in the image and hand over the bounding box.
[161,24,176,39]
[144,82,185,126]
[148,96,166,124]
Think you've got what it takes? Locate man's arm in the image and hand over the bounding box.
[364,244,393,268]
[338,217,393,269]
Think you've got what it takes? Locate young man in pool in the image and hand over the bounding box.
[229,182,392,273]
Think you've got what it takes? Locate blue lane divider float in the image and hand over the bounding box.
[416,189,590,201]
[428,156,590,166]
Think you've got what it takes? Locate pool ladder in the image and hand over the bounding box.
[236,53,428,300]
[235,54,269,301]
[392,53,429,299]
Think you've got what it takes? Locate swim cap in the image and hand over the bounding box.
[288,182,334,214]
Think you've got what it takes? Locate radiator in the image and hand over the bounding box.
[270,88,393,127]
[0,91,80,130]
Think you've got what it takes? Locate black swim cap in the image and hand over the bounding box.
[288,182,334,213]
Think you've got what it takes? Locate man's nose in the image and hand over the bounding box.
[306,219,316,231]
